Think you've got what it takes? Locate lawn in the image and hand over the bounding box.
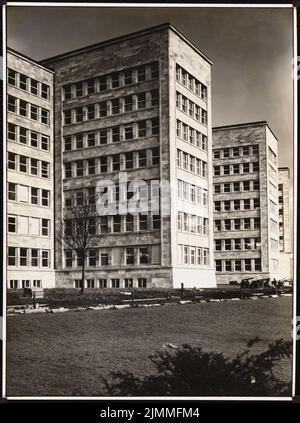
[6,296,293,397]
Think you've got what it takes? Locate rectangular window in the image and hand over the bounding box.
[152,148,160,165]
[8,153,17,170]
[244,259,252,271]
[87,105,95,120]
[111,98,120,115]
[87,79,95,94]
[42,250,49,267]
[139,214,148,231]
[100,253,109,266]
[31,249,39,267]
[30,187,38,205]
[64,136,72,151]
[8,247,16,266]
[151,89,159,106]
[30,158,38,176]
[19,100,27,117]
[8,216,17,233]
[64,110,72,125]
[137,65,146,82]
[64,85,72,100]
[20,248,28,266]
[42,219,49,236]
[75,107,84,123]
[8,123,16,140]
[76,160,84,177]
[99,129,107,145]
[41,108,49,125]
[126,248,135,265]
[41,135,49,151]
[215,260,222,272]
[19,155,27,173]
[8,182,16,201]
[124,95,133,112]
[138,120,147,138]
[151,118,159,135]
[235,260,242,271]
[41,83,49,100]
[8,95,17,113]
[65,163,72,178]
[124,70,133,85]
[19,74,27,90]
[99,76,107,91]
[99,101,107,117]
[88,249,96,267]
[113,215,121,233]
[139,247,149,264]
[100,157,108,173]
[125,214,134,232]
[88,158,95,175]
[138,278,147,288]
[124,125,133,141]
[125,152,133,169]
[30,104,38,121]
[111,279,120,288]
[8,69,17,86]
[112,127,120,143]
[99,279,107,288]
[137,92,146,109]
[41,161,49,178]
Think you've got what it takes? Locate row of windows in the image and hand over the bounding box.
[8,215,50,237]
[8,68,50,100]
[268,164,277,180]
[177,213,209,235]
[214,198,260,212]
[178,245,209,266]
[176,92,207,125]
[213,162,259,176]
[215,259,261,272]
[63,89,159,125]
[214,218,261,231]
[65,214,160,234]
[214,180,260,194]
[176,64,207,101]
[73,278,148,289]
[176,119,208,151]
[65,245,160,268]
[63,61,159,100]
[64,118,159,151]
[268,146,277,165]
[64,147,159,178]
[8,123,50,151]
[64,182,160,207]
[9,279,42,289]
[8,247,50,267]
[8,95,50,125]
[8,183,50,207]
[8,152,50,178]
[213,145,259,159]
[177,149,208,177]
[214,238,261,251]
[177,179,208,206]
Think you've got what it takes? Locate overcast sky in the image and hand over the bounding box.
[6,5,294,176]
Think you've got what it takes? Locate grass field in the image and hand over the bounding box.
[6,296,293,397]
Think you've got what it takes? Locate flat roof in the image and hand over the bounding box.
[7,47,55,74]
[213,121,278,141]
[40,22,213,66]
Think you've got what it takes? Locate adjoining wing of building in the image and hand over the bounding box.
[6,23,292,290]
[7,49,55,289]
[212,122,284,284]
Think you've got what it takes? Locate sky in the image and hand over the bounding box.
[6,5,294,178]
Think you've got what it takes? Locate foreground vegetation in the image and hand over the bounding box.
[7,296,292,396]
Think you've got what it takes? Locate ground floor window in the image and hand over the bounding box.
[124,278,133,288]
[9,280,19,289]
[137,278,147,288]
[86,279,95,288]
[22,280,30,288]
[111,278,120,288]
[32,280,42,288]
[99,279,107,288]
[74,279,81,289]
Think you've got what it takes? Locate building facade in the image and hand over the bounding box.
[6,50,55,289]
[212,122,281,284]
[278,167,293,279]
[40,23,216,289]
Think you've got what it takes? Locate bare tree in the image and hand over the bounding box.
[56,189,100,294]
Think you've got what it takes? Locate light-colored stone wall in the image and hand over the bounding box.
[7,50,55,289]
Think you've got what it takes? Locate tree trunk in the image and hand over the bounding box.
[81,252,85,295]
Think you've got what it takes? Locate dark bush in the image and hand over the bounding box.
[102,339,292,396]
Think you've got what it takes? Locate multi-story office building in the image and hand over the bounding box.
[40,23,216,289]
[6,49,55,289]
[212,121,281,284]
[278,167,293,279]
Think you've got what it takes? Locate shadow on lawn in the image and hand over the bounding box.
[101,338,292,397]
